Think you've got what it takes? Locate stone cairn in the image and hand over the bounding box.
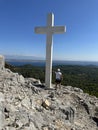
[0,55,5,70]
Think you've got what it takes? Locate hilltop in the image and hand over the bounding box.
[5,62,98,97]
[0,60,98,129]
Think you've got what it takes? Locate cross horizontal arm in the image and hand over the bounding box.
[35,26,66,34]
[52,26,66,34]
[35,27,48,34]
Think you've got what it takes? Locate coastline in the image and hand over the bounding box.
[5,59,98,67]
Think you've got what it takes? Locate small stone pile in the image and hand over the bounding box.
[0,55,5,70]
[0,57,98,130]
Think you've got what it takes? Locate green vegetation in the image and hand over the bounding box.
[5,62,98,97]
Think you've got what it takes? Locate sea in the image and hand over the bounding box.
[6,60,98,67]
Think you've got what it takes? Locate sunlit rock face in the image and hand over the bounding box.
[0,56,98,130]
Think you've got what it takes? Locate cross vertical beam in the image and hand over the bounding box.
[45,13,53,88]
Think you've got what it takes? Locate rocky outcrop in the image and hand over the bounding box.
[0,67,98,129]
[0,92,5,129]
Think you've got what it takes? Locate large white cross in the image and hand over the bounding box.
[35,13,66,88]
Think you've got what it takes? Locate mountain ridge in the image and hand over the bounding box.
[4,54,45,60]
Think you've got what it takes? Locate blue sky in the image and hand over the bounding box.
[0,0,98,61]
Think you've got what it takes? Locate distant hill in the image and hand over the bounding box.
[4,55,98,67]
[4,54,45,61]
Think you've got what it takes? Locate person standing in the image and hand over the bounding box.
[55,68,63,89]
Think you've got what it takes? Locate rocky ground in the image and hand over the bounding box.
[0,68,98,130]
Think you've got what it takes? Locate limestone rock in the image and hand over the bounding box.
[0,92,5,130]
[42,99,51,109]
[18,75,25,84]
[0,58,98,130]
[21,97,31,109]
